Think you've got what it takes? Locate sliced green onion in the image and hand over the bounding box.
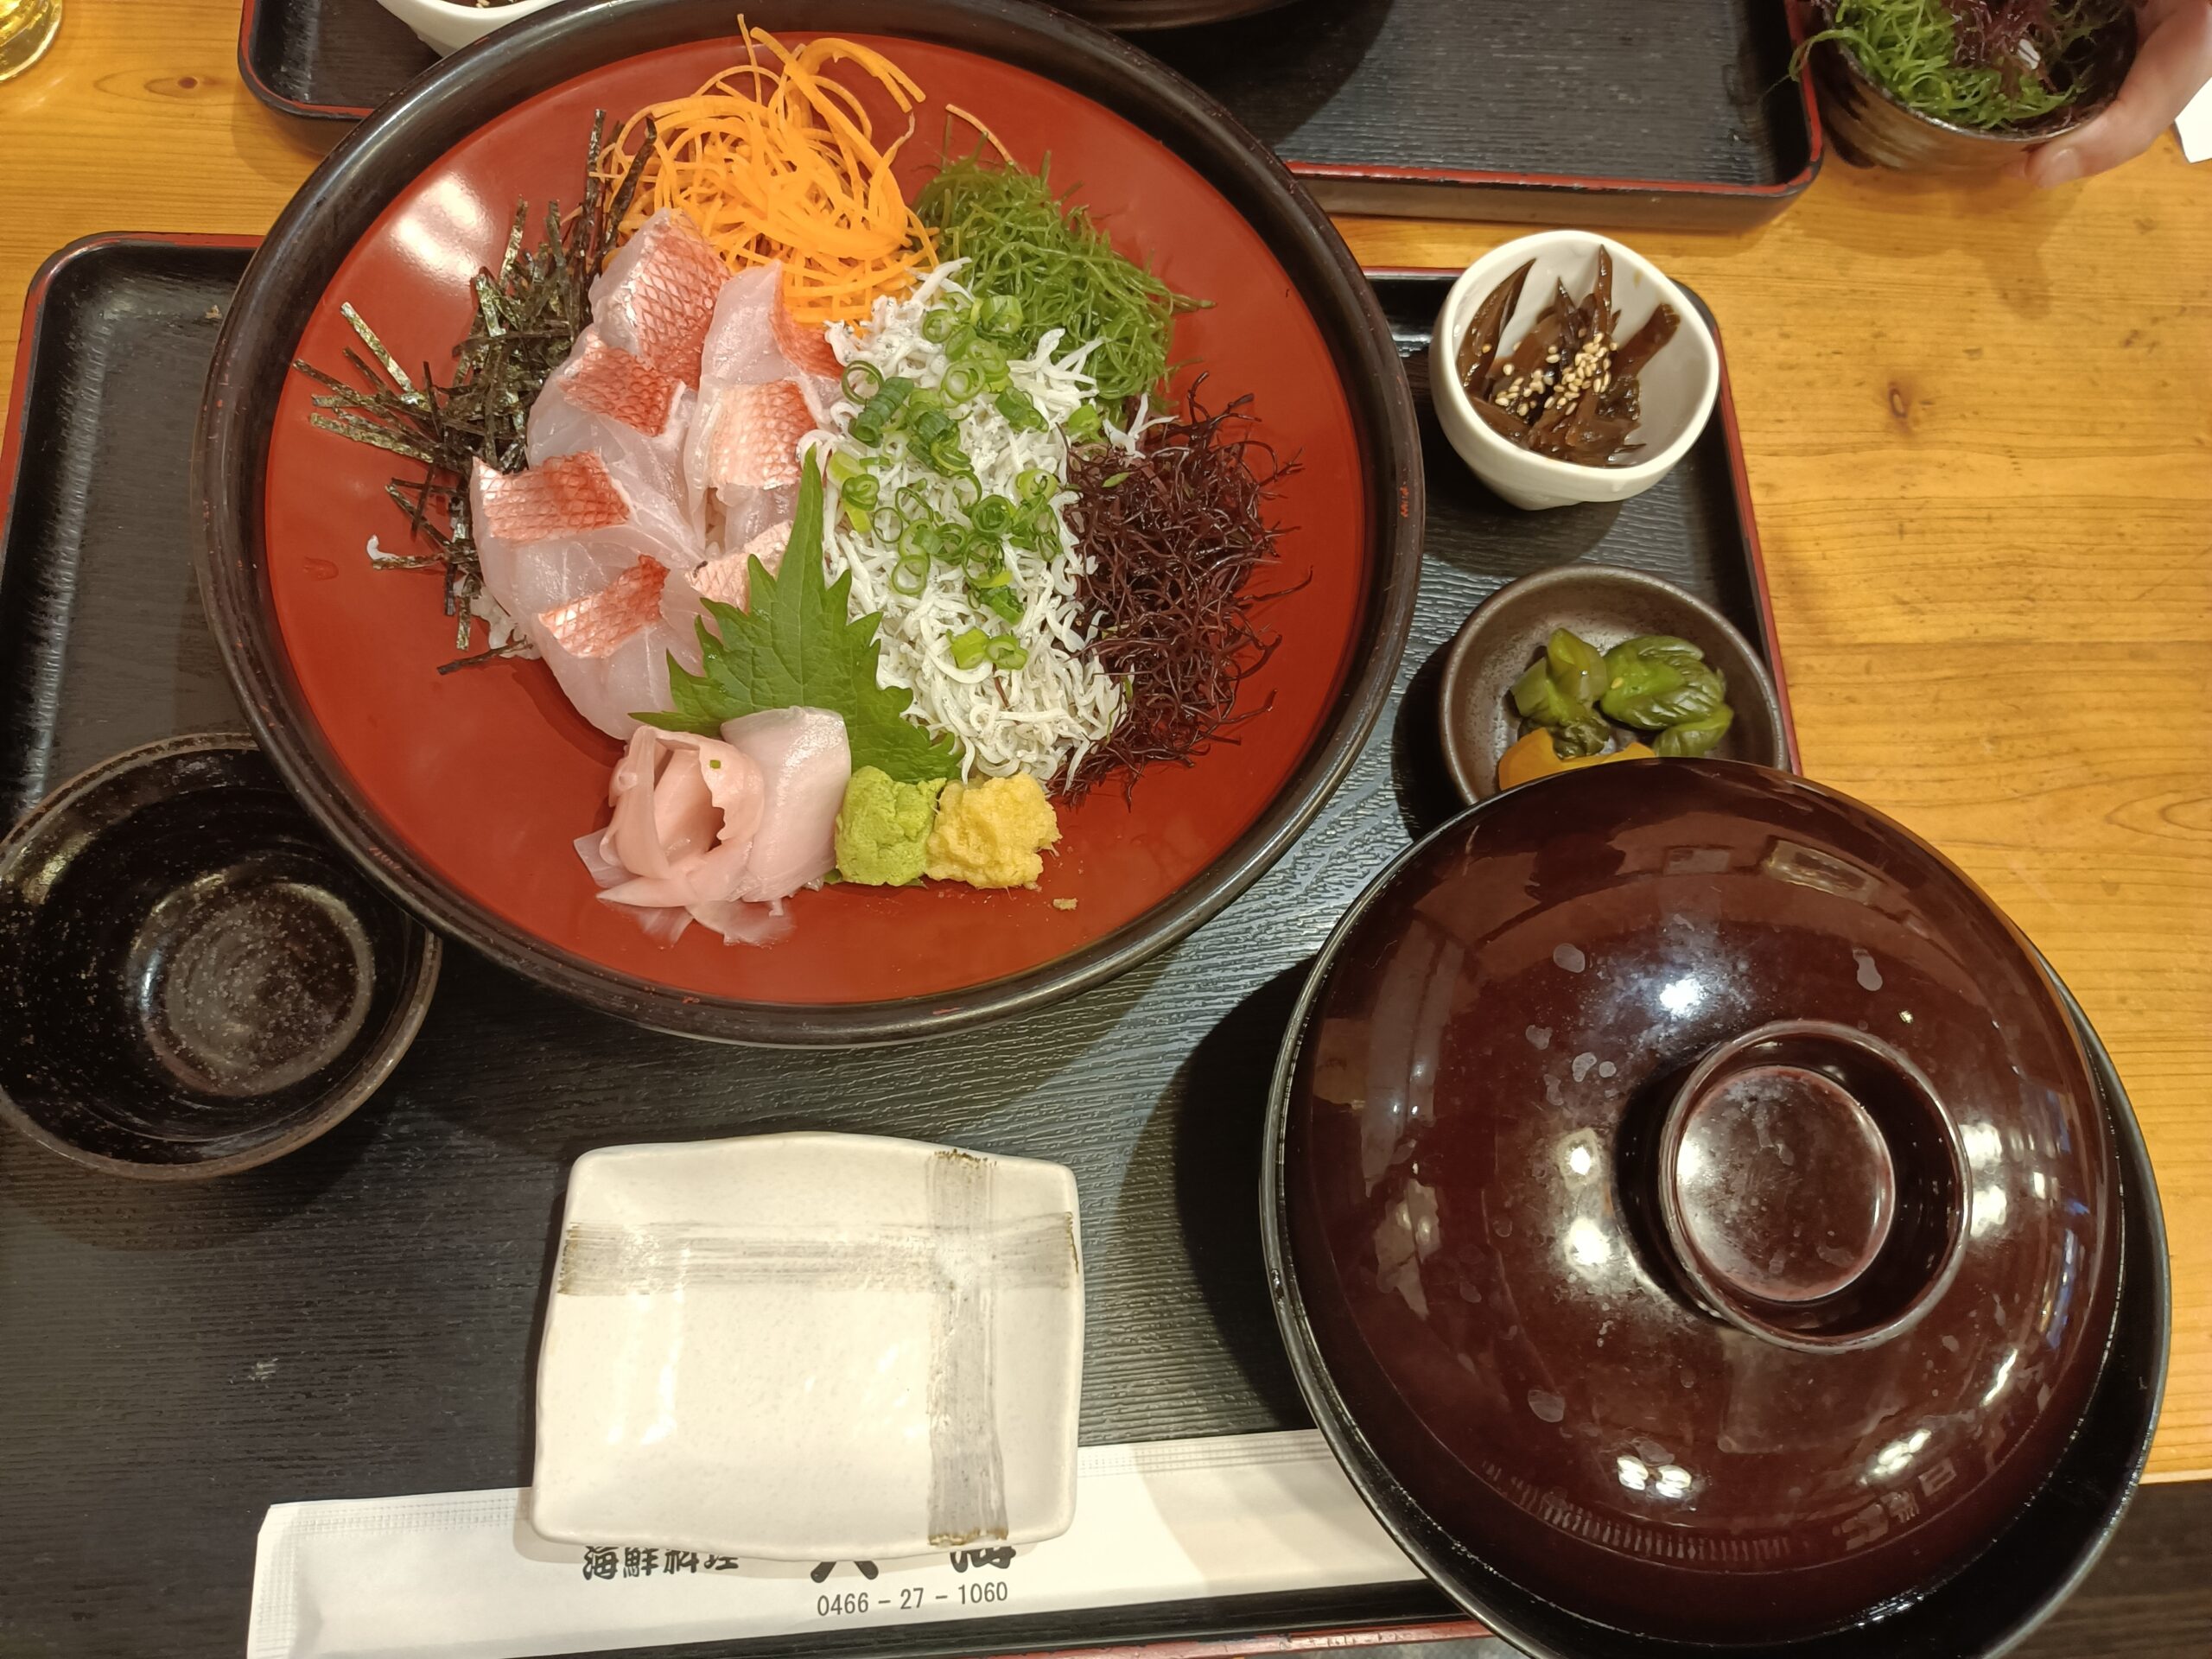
[871,506,904,543]
[995,388,1045,432]
[944,325,979,362]
[844,502,871,536]
[970,494,1014,535]
[841,474,880,510]
[929,437,971,474]
[849,416,883,447]
[975,582,1024,626]
[857,391,905,434]
[920,308,958,345]
[893,551,931,595]
[895,483,931,523]
[1016,467,1056,500]
[877,376,917,410]
[975,294,1022,340]
[949,627,990,670]
[1065,403,1103,443]
[910,408,956,448]
[840,361,883,402]
[878,431,910,466]
[899,520,944,564]
[987,634,1029,671]
[948,472,982,510]
[943,364,982,403]
[826,449,865,485]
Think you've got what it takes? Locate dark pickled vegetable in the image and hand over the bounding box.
[1455,258,1533,388]
[1600,635,1727,728]
[1507,627,1735,767]
[1545,627,1608,706]
[1510,650,1610,759]
[1456,247,1682,469]
[1656,706,1734,758]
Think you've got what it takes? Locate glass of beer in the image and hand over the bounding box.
[0,0,60,84]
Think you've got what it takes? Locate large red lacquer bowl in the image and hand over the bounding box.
[195,0,1422,1043]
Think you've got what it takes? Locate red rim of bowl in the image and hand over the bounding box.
[193,0,1424,1045]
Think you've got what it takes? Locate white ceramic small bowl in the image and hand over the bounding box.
[376,0,561,54]
[1429,231,1719,512]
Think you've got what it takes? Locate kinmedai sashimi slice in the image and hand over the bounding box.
[538,556,669,658]
[589,210,728,388]
[683,521,791,613]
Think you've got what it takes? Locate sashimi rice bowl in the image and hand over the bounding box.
[253,19,1384,1019]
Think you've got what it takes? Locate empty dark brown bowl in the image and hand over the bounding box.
[1262,760,2165,1657]
[1438,564,1788,803]
[0,734,440,1179]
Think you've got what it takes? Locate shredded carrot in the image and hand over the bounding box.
[601,24,937,327]
[943,103,1012,164]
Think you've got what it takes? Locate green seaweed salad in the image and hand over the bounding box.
[1799,0,2133,130]
[916,154,1205,409]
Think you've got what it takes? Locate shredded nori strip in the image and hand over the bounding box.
[289,112,652,665]
[1059,386,1300,801]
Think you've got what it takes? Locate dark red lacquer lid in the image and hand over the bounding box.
[1281,761,2118,1644]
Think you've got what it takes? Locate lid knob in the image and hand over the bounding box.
[1653,1021,1968,1352]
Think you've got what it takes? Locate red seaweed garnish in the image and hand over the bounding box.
[1060,387,1301,801]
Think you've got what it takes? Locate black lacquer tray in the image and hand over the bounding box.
[0,237,1789,1657]
[237,0,1821,229]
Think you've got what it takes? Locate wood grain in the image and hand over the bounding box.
[0,0,2205,1494]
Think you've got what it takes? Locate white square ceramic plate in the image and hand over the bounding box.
[531,1132,1083,1561]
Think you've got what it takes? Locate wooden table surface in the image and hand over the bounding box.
[0,1,2206,1479]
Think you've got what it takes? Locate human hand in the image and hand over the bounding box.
[2015,0,2212,185]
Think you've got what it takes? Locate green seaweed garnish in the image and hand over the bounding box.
[914,153,1203,407]
[1796,0,2128,131]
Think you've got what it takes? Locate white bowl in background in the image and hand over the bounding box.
[532,1131,1084,1560]
[1429,231,1719,512]
[377,0,563,54]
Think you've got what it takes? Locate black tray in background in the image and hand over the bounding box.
[0,237,1787,1659]
[238,0,1821,230]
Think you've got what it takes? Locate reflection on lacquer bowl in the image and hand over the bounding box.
[1264,760,2168,1658]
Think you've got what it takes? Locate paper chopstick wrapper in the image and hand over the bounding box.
[246,1429,1426,1659]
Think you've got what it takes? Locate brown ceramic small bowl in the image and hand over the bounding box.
[1437,564,1789,803]
[1808,17,2134,175]
[0,734,440,1179]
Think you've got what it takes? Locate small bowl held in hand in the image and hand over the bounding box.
[1438,563,1789,803]
[1430,231,1719,512]
[0,734,440,1179]
[1806,17,2135,175]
